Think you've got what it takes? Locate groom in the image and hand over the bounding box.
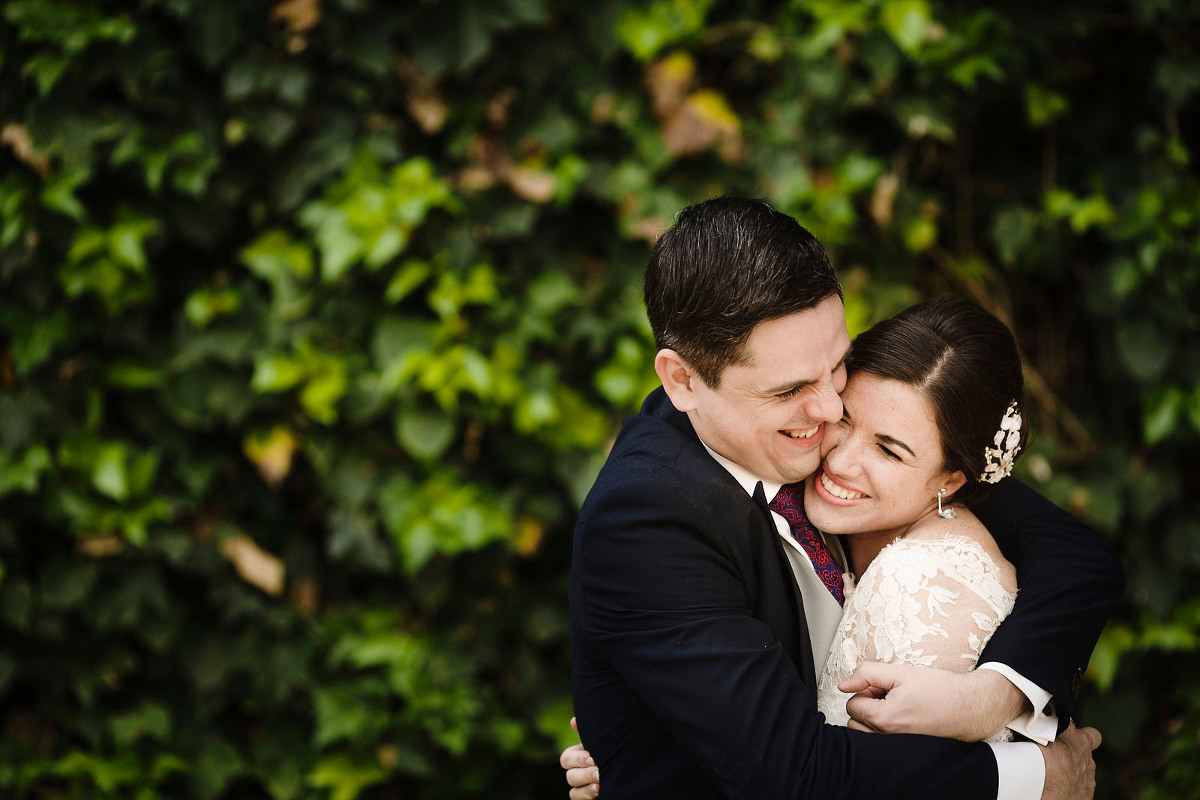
[567,198,1122,798]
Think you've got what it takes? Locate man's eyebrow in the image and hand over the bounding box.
[877,433,916,458]
[763,345,852,396]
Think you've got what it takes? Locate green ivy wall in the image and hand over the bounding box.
[0,1,1196,798]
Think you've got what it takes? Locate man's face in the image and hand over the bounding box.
[686,295,851,485]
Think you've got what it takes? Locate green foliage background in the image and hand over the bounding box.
[0,0,1197,797]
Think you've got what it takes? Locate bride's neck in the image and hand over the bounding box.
[844,514,931,576]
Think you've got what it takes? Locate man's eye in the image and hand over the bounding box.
[777,387,802,400]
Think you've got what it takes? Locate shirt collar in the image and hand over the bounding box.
[699,440,784,505]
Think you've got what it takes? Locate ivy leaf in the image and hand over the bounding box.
[194,736,243,800]
[1086,623,1134,692]
[92,442,130,501]
[1188,385,1200,435]
[0,445,52,496]
[615,0,715,61]
[41,167,90,221]
[241,229,315,282]
[1143,387,1184,445]
[300,356,348,424]
[1069,191,1115,233]
[395,407,456,461]
[313,685,387,748]
[1026,83,1068,127]
[22,52,70,96]
[991,207,1039,265]
[384,259,432,304]
[110,703,171,748]
[880,0,932,56]
[251,354,308,393]
[307,754,387,800]
[55,751,140,793]
[1116,321,1174,383]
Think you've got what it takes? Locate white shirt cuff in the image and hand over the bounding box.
[989,741,1045,800]
[976,662,1059,745]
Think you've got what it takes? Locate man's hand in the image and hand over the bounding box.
[1039,723,1100,800]
[559,717,600,800]
[840,662,1028,742]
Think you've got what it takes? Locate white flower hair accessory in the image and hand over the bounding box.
[981,400,1022,484]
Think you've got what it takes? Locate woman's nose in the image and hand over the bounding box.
[820,421,845,458]
[822,431,861,477]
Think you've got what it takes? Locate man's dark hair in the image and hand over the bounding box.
[848,296,1027,506]
[643,197,843,387]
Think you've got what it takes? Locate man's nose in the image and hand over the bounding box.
[806,380,843,424]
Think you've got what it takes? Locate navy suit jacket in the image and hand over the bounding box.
[570,388,1123,799]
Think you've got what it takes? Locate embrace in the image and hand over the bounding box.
[563,198,1124,799]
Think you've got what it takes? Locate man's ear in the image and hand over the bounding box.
[655,349,700,412]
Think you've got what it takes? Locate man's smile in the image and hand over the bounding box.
[780,424,821,440]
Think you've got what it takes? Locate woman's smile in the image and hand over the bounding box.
[814,468,869,503]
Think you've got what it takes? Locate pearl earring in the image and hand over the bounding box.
[937,488,956,519]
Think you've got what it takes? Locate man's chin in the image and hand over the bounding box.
[777,461,820,486]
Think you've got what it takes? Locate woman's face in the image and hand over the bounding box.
[803,372,965,539]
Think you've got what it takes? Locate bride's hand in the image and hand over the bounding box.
[839,662,1028,742]
[559,717,600,799]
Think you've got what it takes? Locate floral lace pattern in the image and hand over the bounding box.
[817,536,1018,743]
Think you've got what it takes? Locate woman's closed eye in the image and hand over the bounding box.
[877,443,902,461]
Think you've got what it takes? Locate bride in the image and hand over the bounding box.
[564,295,1038,794]
[804,295,1025,737]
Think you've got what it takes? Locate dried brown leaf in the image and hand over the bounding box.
[272,0,321,52]
[272,0,321,34]
[514,518,545,557]
[591,93,616,124]
[76,535,124,557]
[630,216,669,245]
[487,87,519,127]
[645,52,695,117]
[408,92,448,134]
[660,91,743,160]
[1,123,51,177]
[220,534,285,596]
[507,167,557,203]
[289,576,319,615]
[243,426,298,487]
[871,172,901,227]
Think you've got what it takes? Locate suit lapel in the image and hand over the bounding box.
[753,481,817,687]
[648,388,819,687]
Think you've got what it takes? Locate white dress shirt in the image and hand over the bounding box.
[701,443,1049,800]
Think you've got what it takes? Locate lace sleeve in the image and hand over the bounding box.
[817,537,1018,738]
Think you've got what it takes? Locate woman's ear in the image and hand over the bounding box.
[941,469,968,499]
[655,349,699,412]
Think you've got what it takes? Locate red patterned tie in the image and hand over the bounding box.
[769,483,844,605]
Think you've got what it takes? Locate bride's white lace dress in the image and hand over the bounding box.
[816,535,1018,743]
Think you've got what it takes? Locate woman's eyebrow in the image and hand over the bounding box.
[876,433,915,458]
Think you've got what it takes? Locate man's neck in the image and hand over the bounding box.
[698,439,785,501]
